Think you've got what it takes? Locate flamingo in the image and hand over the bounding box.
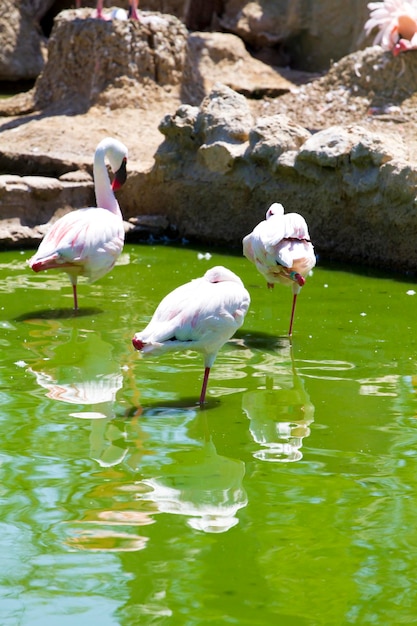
[29,137,128,311]
[365,0,417,55]
[132,266,251,405]
[75,0,140,20]
[242,202,316,336]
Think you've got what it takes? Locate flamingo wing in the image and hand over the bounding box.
[135,270,250,364]
[30,207,124,282]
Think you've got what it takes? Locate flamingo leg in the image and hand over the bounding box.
[288,293,297,337]
[199,366,211,405]
[129,0,140,20]
[94,0,105,19]
[72,283,78,311]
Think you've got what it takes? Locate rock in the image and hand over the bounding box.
[34,10,190,113]
[187,32,295,99]
[123,83,417,273]
[219,0,370,71]
[0,173,93,247]
[0,0,50,81]
[0,0,373,86]
[2,15,417,274]
[248,115,311,166]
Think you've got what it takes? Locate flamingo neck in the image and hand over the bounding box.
[93,147,121,217]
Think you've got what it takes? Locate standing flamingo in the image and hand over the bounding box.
[29,137,128,311]
[243,203,316,336]
[75,0,140,20]
[132,266,250,405]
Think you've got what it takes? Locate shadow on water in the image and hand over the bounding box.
[14,307,103,322]
[235,329,292,352]
[124,397,221,418]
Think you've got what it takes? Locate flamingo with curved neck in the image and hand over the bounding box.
[29,137,128,311]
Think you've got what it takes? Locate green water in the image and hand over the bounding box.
[1,243,417,625]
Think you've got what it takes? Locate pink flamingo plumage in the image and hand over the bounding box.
[29,137,128,311]
[75,0,140,20]
[132,266,251,405]
[243,203,316,336]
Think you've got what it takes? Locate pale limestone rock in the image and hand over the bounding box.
[248,115,311,165]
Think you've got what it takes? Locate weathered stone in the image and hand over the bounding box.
[187,31,295,99]
[197,83,254,144]
[2,15,417,275]
[0,174,93,245]
[34,10,190,113]
[0,0,49,80]
[198,140,247,173]
[219,0,370,71]
[2,0,372,84]
[248,115,311,165]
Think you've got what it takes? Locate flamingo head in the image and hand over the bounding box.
[266,203,285,219]
[112,157,127,191]
[132,336,145,351]
[289,271,306,287]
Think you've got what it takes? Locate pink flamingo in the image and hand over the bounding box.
[365,0,417,55]
[29,137,128,311]
[75,0,140,20]
[132,266,251,405]
[243,203,316,336]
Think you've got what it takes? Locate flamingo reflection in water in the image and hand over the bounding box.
[242,343,315,462]
[24,326,143,468]
[134,412,248,533]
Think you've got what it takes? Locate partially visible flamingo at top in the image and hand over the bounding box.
[364,0,417,55]
[75,0,140,20]
[29,137,128,311]
[132,266,251,406]
[243,203,316,337]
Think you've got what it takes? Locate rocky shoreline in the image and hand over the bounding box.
[1,10,417,273]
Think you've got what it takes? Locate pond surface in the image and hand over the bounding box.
[1,243,417,625]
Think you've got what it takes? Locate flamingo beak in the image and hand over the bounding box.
[112,158,127,191]
[132,336,145,350]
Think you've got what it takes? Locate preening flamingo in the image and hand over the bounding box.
[364,0,417,55]
[75,0,140,20]
[243,203,316,336]
[29,137,128,311]
[132,266,251,405]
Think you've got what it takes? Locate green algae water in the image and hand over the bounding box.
[2,242,417,625]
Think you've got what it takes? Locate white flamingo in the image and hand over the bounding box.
[29,137,128,310]
[243,202,316,336]
[132,266,251,405]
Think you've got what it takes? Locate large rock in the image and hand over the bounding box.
[1,16,417,274]
[0,0,50,80]
[0,0,373,82]
[34,10,192,113]
[121,83,417,272]
[219,0,370,71]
